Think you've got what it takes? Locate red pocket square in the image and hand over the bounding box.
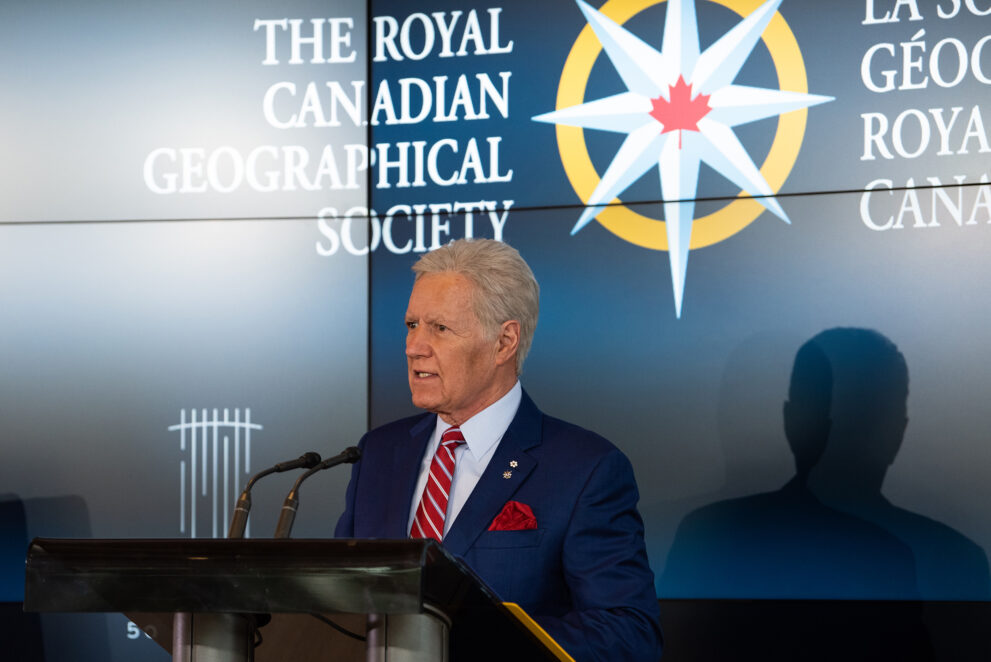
[488,500,538,531]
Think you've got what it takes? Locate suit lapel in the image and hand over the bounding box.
[443,392,543,556]
[381,414,434,537]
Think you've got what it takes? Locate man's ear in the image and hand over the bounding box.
[495,320,521,366]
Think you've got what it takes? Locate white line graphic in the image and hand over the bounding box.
[170,408,263,538]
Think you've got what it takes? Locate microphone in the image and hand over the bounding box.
[273,446,361,539]
[226,452,322,539]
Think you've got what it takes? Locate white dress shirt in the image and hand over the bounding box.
[407,380,523,537]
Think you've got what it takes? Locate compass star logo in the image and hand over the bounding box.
[533,0,833,317]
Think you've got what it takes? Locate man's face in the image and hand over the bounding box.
[405,272,505,425]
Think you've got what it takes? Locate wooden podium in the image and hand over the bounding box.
[24,538,572,662]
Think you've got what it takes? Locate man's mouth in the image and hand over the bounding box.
[414,371,436,379]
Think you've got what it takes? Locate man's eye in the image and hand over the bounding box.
[437,324,448,332]
[406,321,417,330]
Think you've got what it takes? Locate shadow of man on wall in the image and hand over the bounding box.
[1,493,116,662]
[662,331,919,599]
[804,327,990,600]
[660,327,991,661]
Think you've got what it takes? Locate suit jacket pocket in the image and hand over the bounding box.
[473,528,544,549]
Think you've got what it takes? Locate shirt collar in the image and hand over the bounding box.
[433,381,522,461]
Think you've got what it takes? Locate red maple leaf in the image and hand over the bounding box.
[649,76,712,147]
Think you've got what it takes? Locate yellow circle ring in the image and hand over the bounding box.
[556,0,808,250]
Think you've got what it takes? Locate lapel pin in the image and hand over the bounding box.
[503,471,512,479]
[510,460,518,468]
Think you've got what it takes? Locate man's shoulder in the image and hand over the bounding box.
[361,412,433,446]
[539,411,609,443]
[535,410,630,467]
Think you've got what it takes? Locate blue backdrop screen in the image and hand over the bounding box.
[3,6,991,661]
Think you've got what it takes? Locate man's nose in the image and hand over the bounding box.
[406,327,430,358]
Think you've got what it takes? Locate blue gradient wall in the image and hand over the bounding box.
[3,0,991,659]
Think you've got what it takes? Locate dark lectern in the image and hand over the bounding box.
[24,538,572,662]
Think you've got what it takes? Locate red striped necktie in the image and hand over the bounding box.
[410,426,466,541]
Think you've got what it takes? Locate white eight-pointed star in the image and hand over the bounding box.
[533,0,833,317]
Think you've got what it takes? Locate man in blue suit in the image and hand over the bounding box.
[335,239,662,661]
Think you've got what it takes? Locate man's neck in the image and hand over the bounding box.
[437,375,519,426]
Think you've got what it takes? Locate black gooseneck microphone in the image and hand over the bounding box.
[273,446,361,539]
[226,452,322,539]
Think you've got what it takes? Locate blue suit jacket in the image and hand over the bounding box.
[335,392,663,662]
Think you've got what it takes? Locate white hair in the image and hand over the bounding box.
[412,239,539,375]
